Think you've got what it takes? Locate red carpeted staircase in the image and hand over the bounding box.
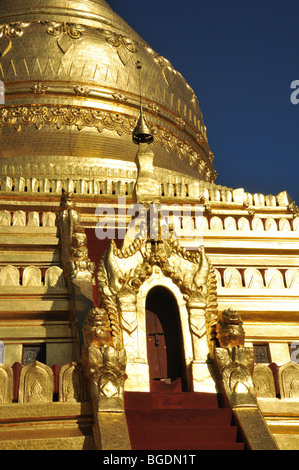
[125,380,245,450]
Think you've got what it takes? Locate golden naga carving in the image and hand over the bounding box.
[213,309,279,449]
[82,307,127,411]
[82,306,130,449]
[214,309,254,406]
[98,235,212,305]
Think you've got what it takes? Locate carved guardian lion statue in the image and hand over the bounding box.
[216,309,245,349]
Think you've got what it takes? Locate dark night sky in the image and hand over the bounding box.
[108,0,299,203]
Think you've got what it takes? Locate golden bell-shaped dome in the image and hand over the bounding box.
[0,0,216,183]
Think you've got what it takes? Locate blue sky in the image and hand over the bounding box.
[108,0,299,203]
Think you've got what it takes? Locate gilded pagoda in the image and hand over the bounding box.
[0,0,298,451]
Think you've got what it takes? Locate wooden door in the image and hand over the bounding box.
[145,286,186,388]
[146,309,167,379]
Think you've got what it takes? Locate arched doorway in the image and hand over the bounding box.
[146,286,187,390]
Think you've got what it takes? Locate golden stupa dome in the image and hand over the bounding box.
[0,0,216,183]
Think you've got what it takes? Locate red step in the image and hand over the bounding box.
[125,391,220,410]
[126,408,233,427]
[132,442,245,450]
[125,390,245,451]
[129,424,238,445]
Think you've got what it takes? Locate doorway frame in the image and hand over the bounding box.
[124,265,194,392]
[146,285,189,388]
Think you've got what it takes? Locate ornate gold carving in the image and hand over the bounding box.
[252,216,264,231]
[153,55,177,86]
[104,31,137,53]
[0,105,136,134]
[0,364,13,403]
[238,216,250,230]
[58,190,79,264]
[208,151,214,163]
[176,117,185,130]
[96,220,218,391]
[57,190,97,367]
[288,201,299,218]
[83,308,112,357]
[0,210,11,226]
[23,266,42,287]
[0,264,65,288]
[74,85,91,96]
[98,347,127,399]
[0,105,212,177]
[68,227,95,281]
[100,236,211,304]
[59,362,85,402]
[212,310,278,450]
[111,92,128,102]
[44,266,65,287]
[0,23,29,39]
[201,262,219,357]
[0,8,214,179]
[82,307,127,410]
[43,22,84,54]
[214,310,256,407]
[0,265,19,286]
[57,191,95,357]
[265,216,277,231]
[18,361,53,403]
[58,190,94,306]
[147,103,160,114]
[253,364,276,398]
[44,21,84,40]
[224,216,237,231]
[103,30,137,66]
[31,82,48,94]
[0,22,29,57]
[247,206,256,217]
[223,268,243,288]
[279,362,299,399]
[244,267,264,288]
[286,268,299,288]
[210,216,223,230]
[13,210,26,226]
[215,346,256,406]
[279,217,291,231]
[216,309,245,349]
[265,268,284,289]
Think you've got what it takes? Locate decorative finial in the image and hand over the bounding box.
[132,61,154,145]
